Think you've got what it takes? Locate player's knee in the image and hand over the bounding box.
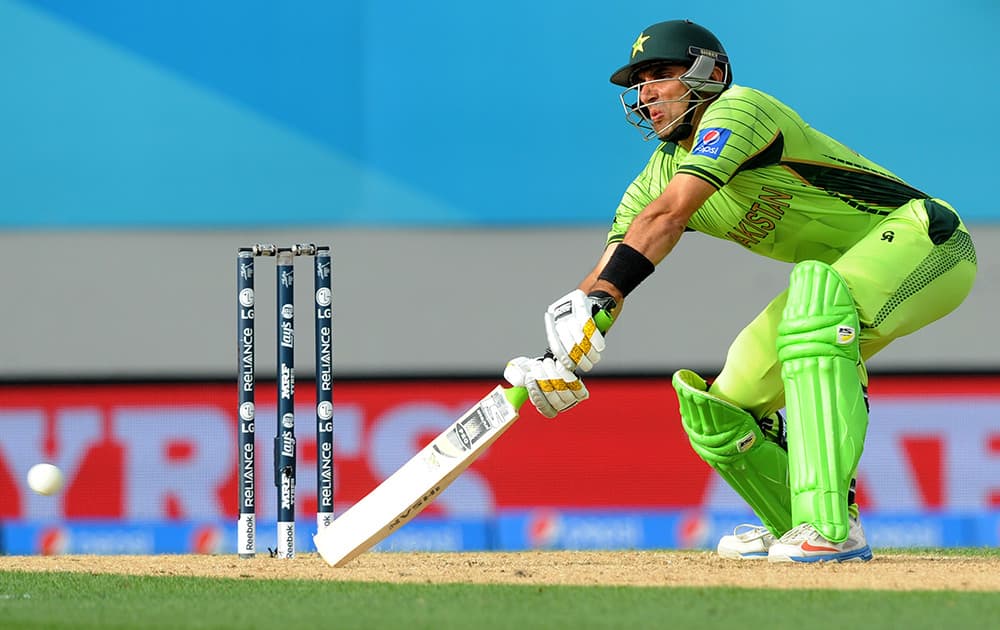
[776,260,860,364]
[674,372,793,536]
[672,369,764,466]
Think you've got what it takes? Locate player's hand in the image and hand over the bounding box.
[503,355,589,418]
[544,289,615,372]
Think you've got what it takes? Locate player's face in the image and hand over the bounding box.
[633,64,692,139]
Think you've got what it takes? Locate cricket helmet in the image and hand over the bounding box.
[609,19,732,91]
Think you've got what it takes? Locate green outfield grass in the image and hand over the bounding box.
[1,567,998,630]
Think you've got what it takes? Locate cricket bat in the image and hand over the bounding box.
[313,385,529,567]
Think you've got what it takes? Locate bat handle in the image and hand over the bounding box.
[503,385,529,410]
[503,309,610,413]
[594,309,614,333]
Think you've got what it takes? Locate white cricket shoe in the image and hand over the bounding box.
[717,524,776,560]
[767,516,873,563]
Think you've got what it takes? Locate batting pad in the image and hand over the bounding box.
[673,369,792,537]
[777,261,868,543]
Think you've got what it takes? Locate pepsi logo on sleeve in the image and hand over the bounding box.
[691,127,732,159]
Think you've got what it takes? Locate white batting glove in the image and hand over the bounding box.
[544,289,614,373]
[503,355,589,418]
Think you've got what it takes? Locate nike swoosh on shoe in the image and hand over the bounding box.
[800,541,839,552]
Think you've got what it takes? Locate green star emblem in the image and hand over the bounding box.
[631,33,651,59]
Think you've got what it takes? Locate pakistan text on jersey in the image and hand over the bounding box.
[725,186,791,248]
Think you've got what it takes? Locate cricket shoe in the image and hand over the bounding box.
[767,516,873,563]
[717,524,776,560]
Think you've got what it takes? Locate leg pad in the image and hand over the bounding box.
[777,261,868,542]
[673,369,792,536]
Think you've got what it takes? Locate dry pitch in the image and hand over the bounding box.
[3,551,999,591]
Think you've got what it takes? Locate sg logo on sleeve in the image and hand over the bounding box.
[691,127,732,159]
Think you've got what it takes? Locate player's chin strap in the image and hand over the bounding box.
[663,107,697,144]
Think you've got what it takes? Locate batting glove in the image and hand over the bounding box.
[503,355,589,418]
[544,289,615,373]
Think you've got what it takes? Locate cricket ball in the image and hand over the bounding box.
[27,463,64,496]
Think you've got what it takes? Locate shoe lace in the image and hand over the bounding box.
[777,523,813,543]
[733,524,769,540]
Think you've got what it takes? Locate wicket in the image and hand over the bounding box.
[237,243,334,559]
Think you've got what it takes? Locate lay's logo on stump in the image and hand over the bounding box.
[692,127,732,159]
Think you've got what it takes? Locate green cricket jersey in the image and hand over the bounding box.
[608,86,931,264]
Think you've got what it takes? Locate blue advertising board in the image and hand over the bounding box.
[3,510,996,555]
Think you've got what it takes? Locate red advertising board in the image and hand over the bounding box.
[0,375,998,521]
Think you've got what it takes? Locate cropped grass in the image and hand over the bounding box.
[1,567,999,630]
[880,546,1000,557]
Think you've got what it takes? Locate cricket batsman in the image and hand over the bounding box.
[504,19,977,562]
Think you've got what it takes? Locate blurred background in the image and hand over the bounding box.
[1,0,997,555]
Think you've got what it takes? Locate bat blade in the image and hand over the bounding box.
[313,385,528,567]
